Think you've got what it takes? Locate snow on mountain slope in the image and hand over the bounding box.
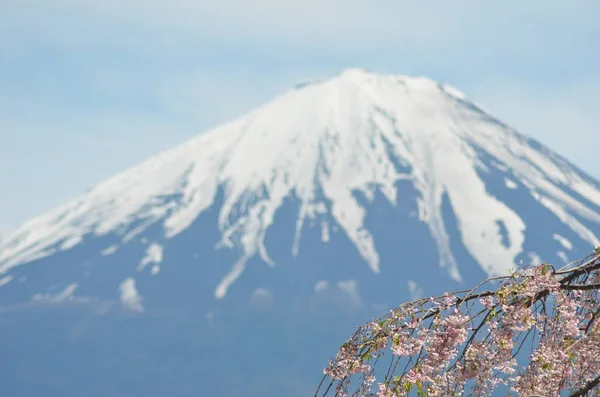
[1,68,600,299]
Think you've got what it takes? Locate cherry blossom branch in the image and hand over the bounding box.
[561,282,600,290]
[568,373,600,397]
[317,251,600,397]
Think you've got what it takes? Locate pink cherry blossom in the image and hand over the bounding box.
[316,251,600,397]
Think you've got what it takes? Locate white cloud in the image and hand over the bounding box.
[553,233,573,251]
[32,283,88,303]
[407,280,424,301]
[528,252,543,267]
[250,288,272,300]
[557,251,569,264]
[314,280,328,294]
[138,242,163,272]
[119,278,144,312]
[0,275,12,287]
[337,280,361,305]
[504,178,518,190]
[246,288,274,311]
[101,245,118,256]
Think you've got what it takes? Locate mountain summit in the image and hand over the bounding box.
[1,69,600,396]
[2,69,599,299]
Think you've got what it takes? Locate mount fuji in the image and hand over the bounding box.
[1,69,600,397]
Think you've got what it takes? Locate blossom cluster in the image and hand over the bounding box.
[317,252,600,397]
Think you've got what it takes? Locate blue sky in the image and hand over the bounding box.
[1,0,599,232]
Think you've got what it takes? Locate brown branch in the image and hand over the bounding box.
[449,308,495,371]
[559,257,600,284]
[584,306,600,333]
[555,252,600,275]
[561,282,600,291]
[568,374,600,397]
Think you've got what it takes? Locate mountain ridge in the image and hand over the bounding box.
[1,69,600,302]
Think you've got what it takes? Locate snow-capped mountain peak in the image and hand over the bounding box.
[2,69,600,300]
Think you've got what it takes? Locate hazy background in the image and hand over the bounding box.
[2,0,599,232]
